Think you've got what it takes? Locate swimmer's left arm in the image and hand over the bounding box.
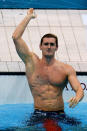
[67,66,84,108]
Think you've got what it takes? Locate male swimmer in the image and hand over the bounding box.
[12,8,84,113]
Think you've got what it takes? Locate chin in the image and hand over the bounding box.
[45,54,54,58]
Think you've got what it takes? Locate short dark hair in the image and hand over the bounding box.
[40,33,58,48]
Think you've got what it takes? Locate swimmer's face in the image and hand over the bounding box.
[40,37,58,57]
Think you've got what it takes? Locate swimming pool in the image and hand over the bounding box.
[0,103,87,131]
[0,74,87,130]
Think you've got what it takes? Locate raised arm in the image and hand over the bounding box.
[12,8,36,64]
[67,66,84,108]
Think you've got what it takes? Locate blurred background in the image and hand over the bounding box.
[0,0,87,104]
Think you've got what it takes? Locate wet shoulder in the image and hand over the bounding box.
[61,62,76,76]
[55,60,76,75]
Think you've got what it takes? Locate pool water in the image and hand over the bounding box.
[0,103,87,131]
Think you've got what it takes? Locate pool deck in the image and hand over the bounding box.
[0,9,87,72]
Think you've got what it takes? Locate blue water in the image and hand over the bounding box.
[0,103,87,131]
[0,0,87,9]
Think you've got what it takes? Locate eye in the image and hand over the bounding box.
[44,43,49,46]
[50,43,55,46]
[43,42,56,46]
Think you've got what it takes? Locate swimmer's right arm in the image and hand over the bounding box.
[12,8,36,63]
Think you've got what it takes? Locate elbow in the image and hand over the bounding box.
[12,34,19,46]
[12,32,20,41]
[12,34,18,41]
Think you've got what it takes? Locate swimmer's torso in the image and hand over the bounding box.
[25,55,68,111]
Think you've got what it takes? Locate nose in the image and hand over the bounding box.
[48,44,51,48]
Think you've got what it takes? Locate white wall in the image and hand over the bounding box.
[0,75,33,104]
[0,9,87,72]
[0,75,86,105]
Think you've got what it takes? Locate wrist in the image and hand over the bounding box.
[75,96,81,102]
[26,14,33,19]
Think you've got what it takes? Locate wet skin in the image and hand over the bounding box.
[25,37,68,111]
[26,60,68,111]
[12,8,84,111]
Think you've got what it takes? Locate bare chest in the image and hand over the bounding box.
[28,65,68,87]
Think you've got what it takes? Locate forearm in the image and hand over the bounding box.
[12,14,32,40]
[76,87,84,101]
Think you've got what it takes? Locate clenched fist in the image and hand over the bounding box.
[27,8,36,19]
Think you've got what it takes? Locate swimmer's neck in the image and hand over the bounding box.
[41,56,55,66]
